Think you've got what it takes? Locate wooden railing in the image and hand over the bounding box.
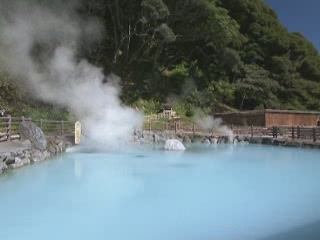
[232,125,320,142]
[2,116,317,143]
[143,119,320,142]
[0,116,75,142]
[268,126,320,142]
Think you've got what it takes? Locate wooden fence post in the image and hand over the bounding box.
[148,118,151,132]
[313,127,316,142]
[292,126,295,139]
[175,122,177,134]
[192,123,195,134]
[61,120,64,135]
[272,126,278,138]
[250,125,253,137]
[7,116,12,142]
[297,126,300,139]
[272,127,275,138]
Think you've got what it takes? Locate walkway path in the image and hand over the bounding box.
[0,141,31,153]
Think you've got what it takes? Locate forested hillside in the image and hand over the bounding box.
[1,0,320,117]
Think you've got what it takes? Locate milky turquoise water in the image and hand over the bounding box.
[0,144,320,240]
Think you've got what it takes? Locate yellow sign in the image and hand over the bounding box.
[75,121,81,145]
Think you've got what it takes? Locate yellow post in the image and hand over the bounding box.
[75,121,81,145]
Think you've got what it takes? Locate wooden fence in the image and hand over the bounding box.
[144,119,320,142]
[0,116,75,142]
[1,116,318,143]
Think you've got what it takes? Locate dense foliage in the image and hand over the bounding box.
[0,73,69,119]
[1,0,320,116]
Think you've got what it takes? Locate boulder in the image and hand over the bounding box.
[239,140,249,145]
[235,136,245,142]
[224,136,233,144]
[209,137,218,144]
[164,139,186,151]
[141,131,154,143]
[8,157,24,169]
[261,137,274,145]
[19,121,47,151]
[0,154,6,163]
[272,139,286,146]
[0,162,7,173]
[189,134,203,143]
[285,140,302,148]
[22,157,31,165]
[249,137,263,144]
[134,129,143,138]
[153,133,167,144]
[182,136,192,144]
[30,149,51,163]
[203,139,211,145]
[4,156,15,165]
[22,150,31,161]
[47,136,71,155]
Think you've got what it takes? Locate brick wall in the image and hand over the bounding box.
[213,111,265,126]
[265,111,320,127]
[214,110,320,127]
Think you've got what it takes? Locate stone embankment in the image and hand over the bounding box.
[249,136,320,149]
[0,122,72,174]
[2,127,319,174]
[132,130,320,149]
[132,130,246,145]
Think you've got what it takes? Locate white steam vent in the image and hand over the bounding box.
[0,0,143,148]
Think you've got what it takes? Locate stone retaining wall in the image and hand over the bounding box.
[132,130,320,149]
[2,131,319,175]
[248,136,320,149]
[0,136,72,174]
[132,130,242,145]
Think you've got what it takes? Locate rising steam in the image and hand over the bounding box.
[0,0,143,148]
[195,113,233,140]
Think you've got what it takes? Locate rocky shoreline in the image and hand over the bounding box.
[1,128,319,175]
[249,136,320,149]
[132,130,236,145]
[133,130,320,149]
[0,120,73,175]
[0,136,73,174]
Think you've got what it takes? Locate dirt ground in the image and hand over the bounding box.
[0,140,31,153]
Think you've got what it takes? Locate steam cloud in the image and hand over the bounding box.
[195,114,233,140]
[0,0,143,148]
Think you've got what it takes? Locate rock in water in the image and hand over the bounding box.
[210,138,218,144]
[19,121,47,151]
[164,139,186,151]
[47,136,72,155]
[0,162,7,174]
[182,136,192,144]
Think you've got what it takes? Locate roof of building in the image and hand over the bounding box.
[213,109,320,116]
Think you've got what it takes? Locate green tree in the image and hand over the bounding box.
[235,64,280,110]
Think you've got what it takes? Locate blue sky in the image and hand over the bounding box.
[264,0,320,51]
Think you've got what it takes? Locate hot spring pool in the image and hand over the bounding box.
[0,144,320,240]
